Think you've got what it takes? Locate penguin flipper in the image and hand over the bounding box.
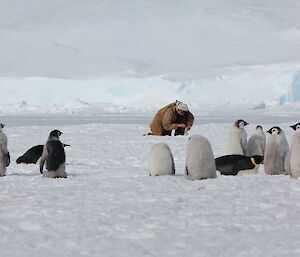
[39,159,45,174]
[5,152,10,167]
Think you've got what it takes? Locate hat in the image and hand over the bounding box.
[176,102,189,112]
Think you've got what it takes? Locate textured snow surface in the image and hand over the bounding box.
[1,116,300,256]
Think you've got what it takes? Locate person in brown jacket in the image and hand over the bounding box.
[149,101,194,136]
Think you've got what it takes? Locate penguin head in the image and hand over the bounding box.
[256,125,263,131]
[290,123,300,131]
[251,155,264,165]
[267,126,281,135]
[49,130,62,138]
[234,119,249,128]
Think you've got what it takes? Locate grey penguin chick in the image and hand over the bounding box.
[149,142,175,176]
[40,130,67,178]
[264,127,289,175]
[288,123,300,178]
[0,124,10,177]
[224,119,249,155]
[247,125,266,157]
[185,134,216,180]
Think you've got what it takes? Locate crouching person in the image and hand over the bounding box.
[150,101,194,136]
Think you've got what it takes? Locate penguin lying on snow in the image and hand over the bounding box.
[185,135,216,180]
[224,119,249,155]
[215,155,264,176]
[16,143,70,165]
[287,123,300,178]
[40,130,67,178]
[149,142,175,176]
[0,123,10,177]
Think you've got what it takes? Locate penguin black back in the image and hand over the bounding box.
[16,145,44,164]
[46,141,65,171]
[215,154,263,176]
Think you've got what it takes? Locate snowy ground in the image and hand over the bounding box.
[1,115,300,257]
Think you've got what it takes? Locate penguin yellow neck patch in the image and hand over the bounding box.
[237,158,260,176]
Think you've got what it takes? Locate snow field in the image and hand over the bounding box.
[0,119,300,256]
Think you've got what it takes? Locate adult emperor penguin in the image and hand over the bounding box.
[247,125,266,157]
[0,124,10,176]
[264,126,289,175]
[288,123,300,178]
[215,154,264,176]
[224,119,249,155]
[40,130,67,178]
[149,143,175,176]
[185,135,216,180]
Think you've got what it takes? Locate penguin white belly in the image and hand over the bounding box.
[247,137,264,156]
[290,137,300,178]
[43,163,67,178]
[224,128,246,155]
[0,152,6,176]
[149,143,175,176]
[0,133,8,176]
[264,140,286,175]
[185,135,216,180]
[237,164,260,176]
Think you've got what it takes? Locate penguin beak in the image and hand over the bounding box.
[290,125,296,131]
[244,122,249,126]
[267,129,272,134]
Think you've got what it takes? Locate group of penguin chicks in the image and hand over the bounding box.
[149,119,300,180]
[0,125,67,178]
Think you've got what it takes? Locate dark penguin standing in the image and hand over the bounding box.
[215,155,264,176]
[40,130,67,178]
[16,144,70,165]
[0,123,10,176]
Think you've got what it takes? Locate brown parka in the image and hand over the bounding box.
[150,102,194,136]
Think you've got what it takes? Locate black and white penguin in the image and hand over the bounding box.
[264,126,289,175]
[0,124,10,177]
[215,154,264,176]
[185,134,216,180]
[224,119,249,155]
[288,123,300,178]
[149,142,175,176]
[247,125,266,157]
[16,143,70,165]
[40,130,67,178]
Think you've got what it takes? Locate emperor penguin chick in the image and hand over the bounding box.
[185,135,216,180]
[149,143,175,176]
[264,127,289,175]
[247,125,266,157]
[224,119,249,155]
[40,130,67,178]
[288,123,300,178]
[0,124,10,176]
